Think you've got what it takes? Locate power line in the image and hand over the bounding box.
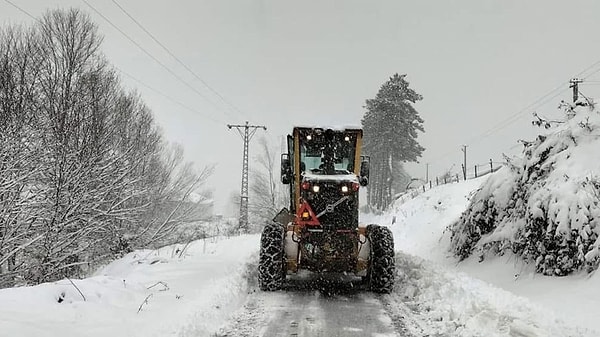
[116,68,226,125]
[490,87,569,135]
[577,59,600,79]
[532,86,570,109]
[410,66,600,174]
[583,66,600,81]
[463,58,600,148]
[82,0,237,120]
[410,61,600,168]
[465,84,569,146]
[428,81,571,167]
[3,0,39,21]
[111,0,249,121]
[3,0,226,126]
[426,148,458,166]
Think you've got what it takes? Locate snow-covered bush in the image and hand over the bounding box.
[450,102,600,275]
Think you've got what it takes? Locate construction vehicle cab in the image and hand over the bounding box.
[259,126,395,293]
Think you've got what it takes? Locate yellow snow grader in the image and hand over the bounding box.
[258,127,395,293]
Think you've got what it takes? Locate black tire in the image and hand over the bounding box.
[367,224,395,294]
[258,222,286,291]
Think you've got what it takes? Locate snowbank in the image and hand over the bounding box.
[361,176,486,260]
[0,235,259,337]
[389,252,593,337]
[365,174,600,334]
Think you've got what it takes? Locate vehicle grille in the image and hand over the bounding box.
[305,181,357,229]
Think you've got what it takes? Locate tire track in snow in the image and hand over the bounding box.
[214,294,268,337]
[217,272,410,336]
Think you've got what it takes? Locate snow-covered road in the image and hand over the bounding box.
[218,274,407,337]
[214,249,591,337]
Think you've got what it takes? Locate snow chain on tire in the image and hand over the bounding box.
[367,224,395,294]
[258,221,286,291]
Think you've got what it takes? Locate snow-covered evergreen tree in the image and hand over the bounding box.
[362,74,425,210]
[450,100,600,276]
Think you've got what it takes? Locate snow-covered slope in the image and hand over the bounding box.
[0,235,259,337]
[365,177,600,334]
[362,177,486,260]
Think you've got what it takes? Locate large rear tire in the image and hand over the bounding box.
[367,224,395,294]
[258,222,286,291]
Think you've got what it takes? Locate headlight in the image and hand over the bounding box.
[341,185,349,193]
[312,185,320,193]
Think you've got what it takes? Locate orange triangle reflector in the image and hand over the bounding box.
[296,201,320,226]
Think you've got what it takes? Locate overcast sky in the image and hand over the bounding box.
[3,0,600,215]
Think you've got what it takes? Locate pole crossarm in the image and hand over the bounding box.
[228,121,267,233]
[570,78,583,103]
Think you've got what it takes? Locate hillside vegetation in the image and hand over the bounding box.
[450,101,600,275]
[0,9,210,288]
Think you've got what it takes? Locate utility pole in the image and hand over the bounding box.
[425,163,429,183]
[461,145,467,180]
[570,78,583,103]
[228,121,267,233]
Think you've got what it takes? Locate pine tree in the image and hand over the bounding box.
[362,74,424,210]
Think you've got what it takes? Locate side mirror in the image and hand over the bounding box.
[281,154,292,184]
[359,158,370,186]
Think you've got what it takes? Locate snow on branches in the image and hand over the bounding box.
[450,102,600,276]
[0,9,212,288]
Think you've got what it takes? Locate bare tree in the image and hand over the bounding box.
[135,143,215,247]
[0,8,214,287]
[0,25,45,286]
[249,137,287,228]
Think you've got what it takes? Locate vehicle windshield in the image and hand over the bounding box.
[298,129,357,175]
